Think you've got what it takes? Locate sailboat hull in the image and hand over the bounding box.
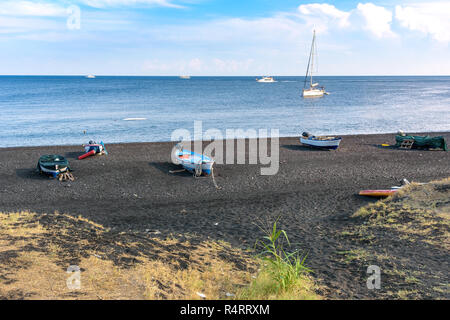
[302,88,325,97]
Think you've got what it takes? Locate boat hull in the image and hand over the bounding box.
[173,149,214,175]
[178,160,214,175]
[302,89,325,97]
[359,190,398,197]
[300,137,341,149]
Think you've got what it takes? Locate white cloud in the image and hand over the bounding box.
[79,0,183,8]
[0,1,66,17]
[356,3,395,38]
[297,3,351,33]
[395,2,450,43]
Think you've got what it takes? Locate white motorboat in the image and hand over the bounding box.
[256,76,276,83]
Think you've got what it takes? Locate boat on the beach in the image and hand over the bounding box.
[300,132,341,149]
[256,76,276,83]
[302,30,328,98]
[359,189,398,197]
[78,140,108,160]
[172,144,214,176]
[37,154,70,178]
[395,132,447,151]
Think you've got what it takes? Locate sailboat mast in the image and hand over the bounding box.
[310,30,316,87]
[304,30,315,89]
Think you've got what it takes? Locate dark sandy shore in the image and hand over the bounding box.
[1,132,449,299]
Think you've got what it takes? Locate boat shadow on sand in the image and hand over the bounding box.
[15,168,49,180]
[149,161,194,177]
[282,144,333,152]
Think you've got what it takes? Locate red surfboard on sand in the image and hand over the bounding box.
[359,189,398,197]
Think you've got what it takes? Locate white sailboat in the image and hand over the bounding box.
[302,30,328,98]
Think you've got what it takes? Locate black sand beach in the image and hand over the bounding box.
[1,132,449,299]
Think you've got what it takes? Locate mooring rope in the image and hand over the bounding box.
[210,165,221,190]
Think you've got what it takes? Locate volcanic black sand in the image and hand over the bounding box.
[1,132,449,299]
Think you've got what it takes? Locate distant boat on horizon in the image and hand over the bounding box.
[302,30,328,98]
[180,75,191,79]
[86,74,96,79]
[256,76,276,83]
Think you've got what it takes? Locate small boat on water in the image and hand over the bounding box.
[37,155,70,178]
[300,132,341,149]
[256,76,276,83]
[180,75,191,79]
[172,144,214,176]
[86,74,95,79]
[302,30,328,98]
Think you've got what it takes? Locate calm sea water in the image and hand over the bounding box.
[0,76,449,147]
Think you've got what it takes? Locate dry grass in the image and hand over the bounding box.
[352,178,450,249]
[0,211,320,300]
[0,211,254,299]
[338,177,450,299]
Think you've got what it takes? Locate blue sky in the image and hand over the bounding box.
[0,0,449,75]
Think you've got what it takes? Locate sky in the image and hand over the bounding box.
[0,0,449,75]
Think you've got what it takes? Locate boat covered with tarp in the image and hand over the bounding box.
[37,154,70,178]
[395,134,447,151]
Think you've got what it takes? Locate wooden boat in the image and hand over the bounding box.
[78,140,107,160]
[300,132,341,149]
[173,144,214,176]
[37,155,70,178]
[359,189,398,197]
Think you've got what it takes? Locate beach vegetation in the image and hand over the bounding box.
[235,220,320,300]
[0,211,320,300]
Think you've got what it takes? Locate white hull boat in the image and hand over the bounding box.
[302,88,327,97]
[300,132,341,149]
[172,144,214,176]
[256,76,276,83]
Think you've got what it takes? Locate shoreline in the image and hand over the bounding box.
[1,132,449,299]
[2,130,449,150]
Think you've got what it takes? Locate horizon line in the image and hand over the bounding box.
[1,74,450,77]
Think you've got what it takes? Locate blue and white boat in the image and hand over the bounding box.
[172,144,214,176]
[300,132,342,150]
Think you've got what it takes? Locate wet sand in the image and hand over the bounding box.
[1,132,449,298]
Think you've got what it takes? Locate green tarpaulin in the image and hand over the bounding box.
[396,135,447,151]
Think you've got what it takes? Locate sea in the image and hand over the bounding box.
[0,76,449,148]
